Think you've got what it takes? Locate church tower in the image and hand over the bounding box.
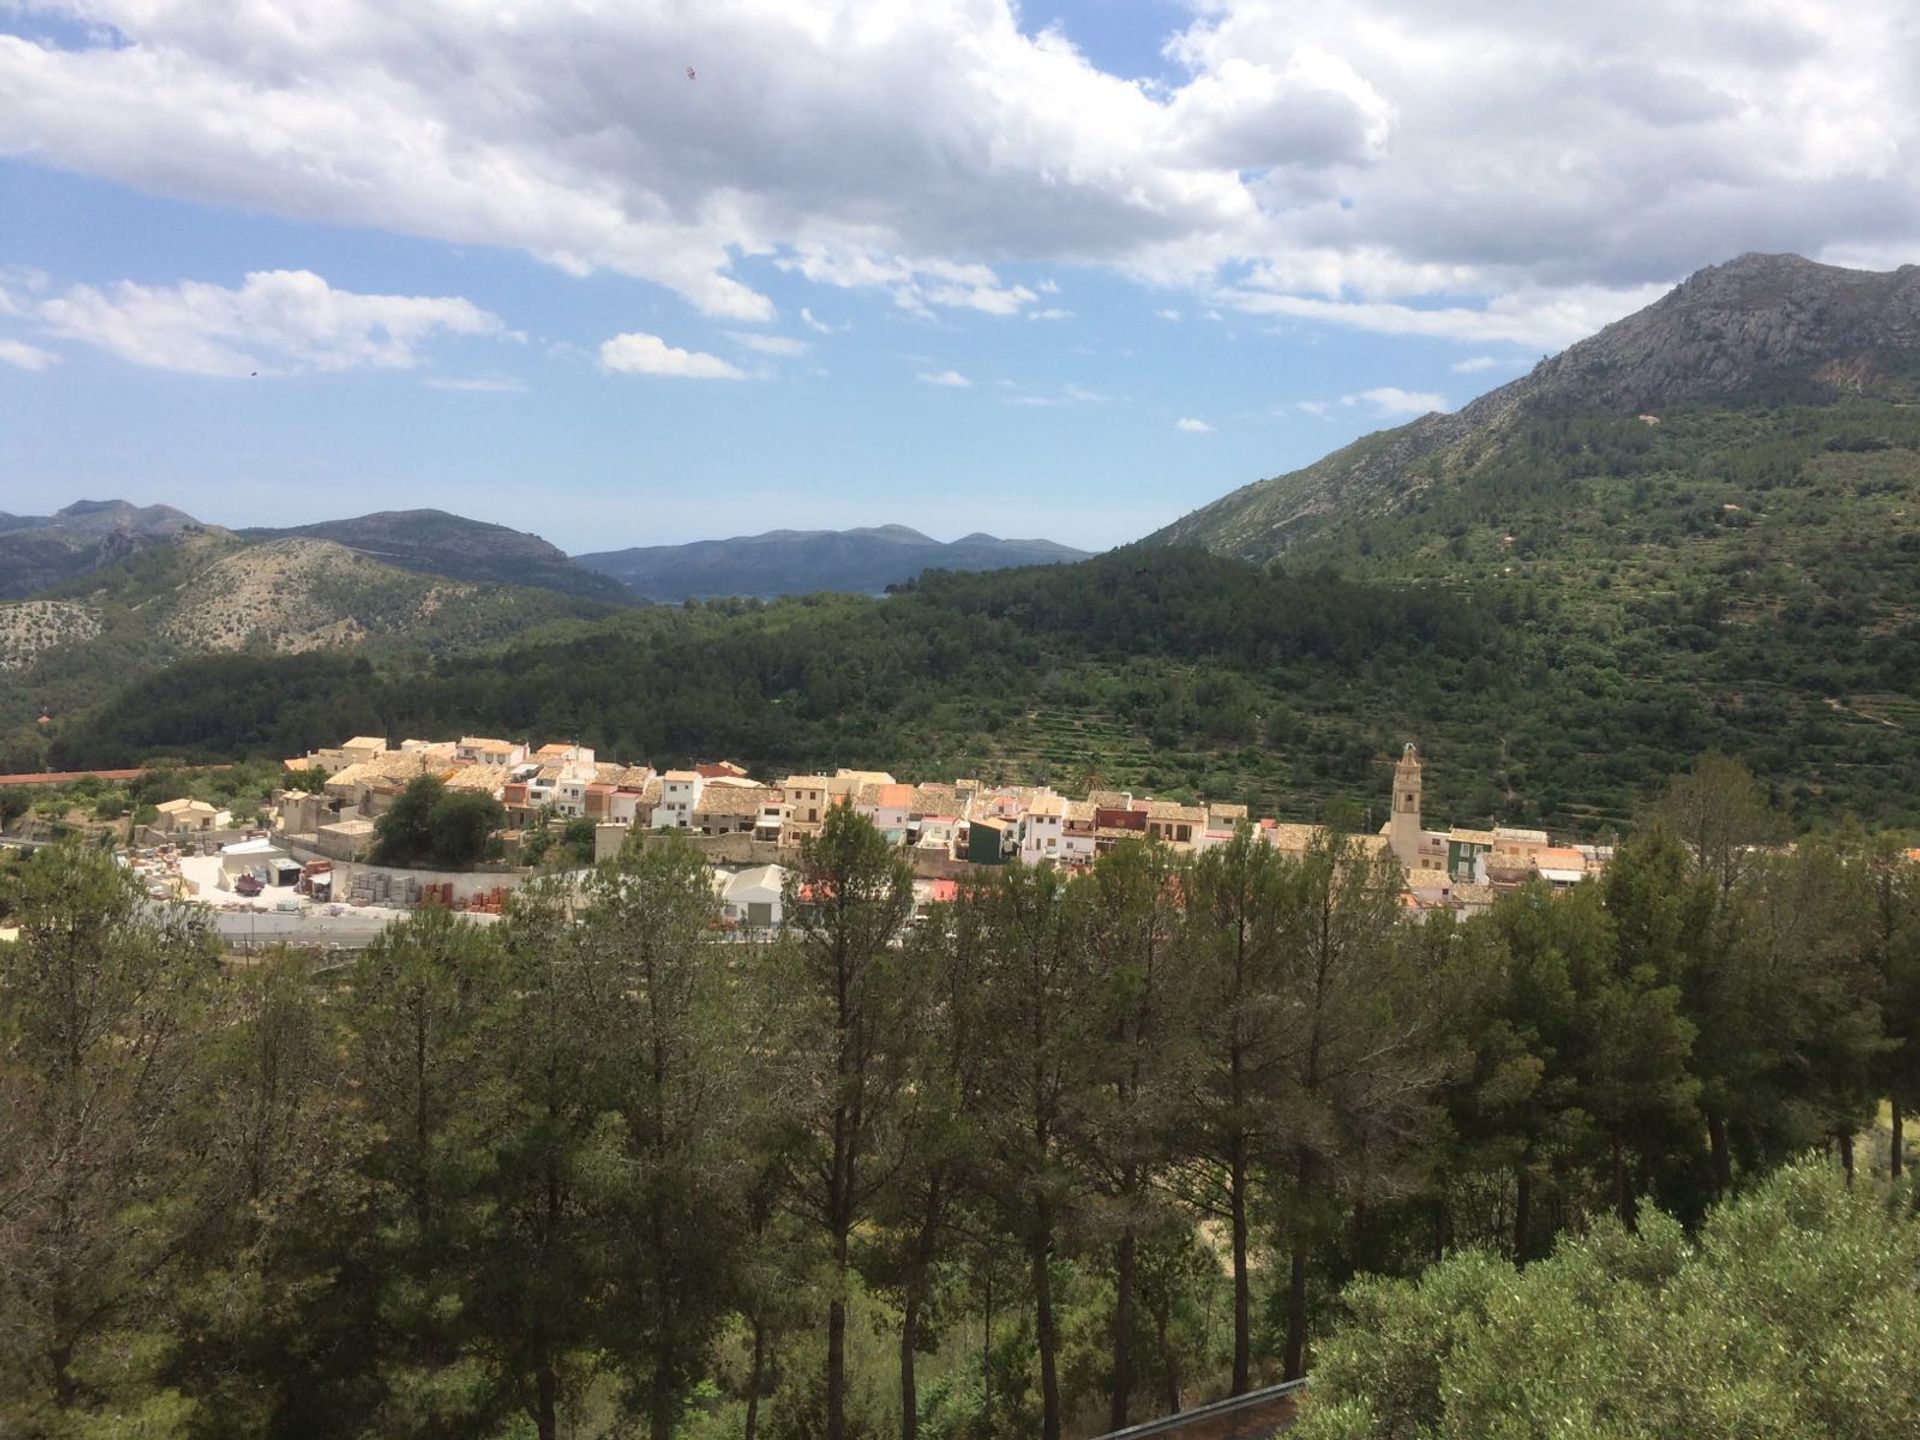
[1389,742,1423,871]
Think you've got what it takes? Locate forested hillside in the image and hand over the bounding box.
[4,764,1917,1439]
[1,534,615,768]
[45,534,1920,833]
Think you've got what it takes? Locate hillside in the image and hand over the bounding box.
[243,508,633,603]
[30,255,1920,832]
[0,499,210,599]
[1152,253,1920,559]
[574,524,1089,599]
[0,532,615,752]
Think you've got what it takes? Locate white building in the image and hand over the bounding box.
[654,770,704,829]
[720,864,786,931]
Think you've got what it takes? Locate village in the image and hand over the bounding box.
[112,734,1615,942]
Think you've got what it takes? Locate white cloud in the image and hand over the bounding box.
[1028,307,1073,321]
[1156,309,1184,321]
[599,331,746,379]
[1342,386,1447,416]
[424,374,525,393]
[1296,399,1331,417]
[34,269,502,376]
[1450,355,1501,373]
[727,332,812,358]
[4,3,1920,344]
[1176,416,1213,432]
[1064,384,1110,403]
[0,338,59,370]
[918,369,973,388]
[799,307,848,335]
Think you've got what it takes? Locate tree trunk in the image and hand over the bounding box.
[1612,1136,1634,1228]
[1891,1098,1904,1181]
[535,1359,558,1440]
[900,1288,921,1440]
[1032,1230,1062,1440]
[1284,1148,1313,1381]
[1839,1128,1855,1186]
[1154,1292,1180,1417]
[743,1319,767,1440]
[648,1370,677,1440]
[1110,1227,1136,1433]
[1513,1156,1532,1266]
[827,1229,849,1440]
[1707,1111,1732,1199]
[1283,1231,1310,1381]
[901,1181,942,1440]
[981,1267,994,1440]
[1229,1141,1250,1395]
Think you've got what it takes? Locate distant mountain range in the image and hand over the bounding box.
[240,509,632,604]
[574,525,1091,600]
[0,500,208,599]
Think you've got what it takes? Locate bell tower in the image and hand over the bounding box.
[1389,742,1422,871]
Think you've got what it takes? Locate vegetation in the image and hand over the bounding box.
[43,470,1920,834]
[1294,1159,1920,1439]
[3,757,1919,1439]
[369,774,508,869]
[3,529,618,739]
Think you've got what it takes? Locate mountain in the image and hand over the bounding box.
[243,508,633,603]
[575,525,1091,599]
[0,499,211,599]
[0,529,617,742]
[1153,253,1920,559]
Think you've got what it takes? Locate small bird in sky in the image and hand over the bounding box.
[686,65,696,80]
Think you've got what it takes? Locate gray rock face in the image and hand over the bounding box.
[1516,253,1920,414]
[1151,253,1920,560]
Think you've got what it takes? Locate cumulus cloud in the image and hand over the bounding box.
[918,369,973,388]
[3,3,1920,343]
[599,331,746,379]
[1450,355,1501,373]
[1176,416,1213,432]
[0,337,59,370]
[33,269,502,376]
[1342,386,1447,416]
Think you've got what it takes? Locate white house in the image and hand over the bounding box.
[721,864,786,931]
[654,770,704,829]
[1018,792,1067,863]
[456,736,527,768]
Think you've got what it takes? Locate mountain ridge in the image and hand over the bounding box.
[1151,252,1920,559]
[575,526,1091,600]
[241,508,633,604]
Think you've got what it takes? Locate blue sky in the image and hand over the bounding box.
[2,2,1914,553]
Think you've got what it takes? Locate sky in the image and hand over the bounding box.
[3,1,1920,554]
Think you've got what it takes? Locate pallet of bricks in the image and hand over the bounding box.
[466,885,509,916]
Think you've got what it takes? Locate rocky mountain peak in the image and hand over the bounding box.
[1493,252,1920,417]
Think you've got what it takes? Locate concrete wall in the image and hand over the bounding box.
[278,836,534,904]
